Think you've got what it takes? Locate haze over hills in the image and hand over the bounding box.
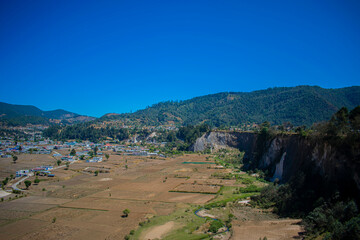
[0,102,95,125]
[102,85,360,127]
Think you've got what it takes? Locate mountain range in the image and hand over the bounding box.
[1,85,359,127]
[102,85,360,126]
[0,102,95,125]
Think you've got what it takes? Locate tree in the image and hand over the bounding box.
[94,170,99,176]
[70,148,76,156]
[12,155,18,164]
[123,209,130,217]
[327,107,349,136]
[166,131,177,142]
[349,106,360,130]
[105,153,109,160]
[209,220,223,233]
[2,177,9,188]
[34,178,40,184]
[57,160,61,166]
[24,180,31,189]
[94,146,98,156]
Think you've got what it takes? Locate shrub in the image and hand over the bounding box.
[209,220,223,233]
[12,189,21,194]
[24,180,31,189]
[123,209,130,217]
[34,178,40,184]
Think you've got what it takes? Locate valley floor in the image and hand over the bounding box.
[0,153,303,240]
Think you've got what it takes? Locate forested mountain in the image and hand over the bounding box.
[0,102,95,126]
[102,86,360,127]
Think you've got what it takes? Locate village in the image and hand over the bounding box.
[0,128,304,240]
[0,133,167,192]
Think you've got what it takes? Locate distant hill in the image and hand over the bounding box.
[0,102,95,126]
[102,86,360,127]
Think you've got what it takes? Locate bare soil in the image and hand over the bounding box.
[172,183,221,193]
[141,221,176,240]
[0,153,304,240]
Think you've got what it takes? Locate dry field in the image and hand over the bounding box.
[0,153,55,178]
[0,153,303,240]
[171,183,221,194]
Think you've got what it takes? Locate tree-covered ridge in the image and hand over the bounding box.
[101,86,360,127]
[43,122,129,142]
[0,102,95,126]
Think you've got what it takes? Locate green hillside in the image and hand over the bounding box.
[0,102,94,126]
[102,86,360,126]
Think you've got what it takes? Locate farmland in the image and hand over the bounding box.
[0,152,303,240]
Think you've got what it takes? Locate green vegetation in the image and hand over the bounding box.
[213,148,245,168]
[310,105,360,159]
[34,178,40,184]
[304,200,360,239]
[182,162,215,165]
[209,220,223,233]
[177,124,211,144]
[70,148,76,156]
[100,86,360,127]
[12,155,18,164]
[130,207,209,240]
[24,180,31,189]
[122,209,130,217]
[0,115,50,126]
[252,181,360,239]
[0,101,92,126]
[12,189,21,194]
[44,123,129,142]
[2,177,9,187]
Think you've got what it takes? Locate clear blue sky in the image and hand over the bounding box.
[1,0,359,117]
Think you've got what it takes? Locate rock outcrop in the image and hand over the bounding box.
[190,131,256,153]
[191,131,360,199]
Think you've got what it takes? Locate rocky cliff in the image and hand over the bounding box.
[192,131,360,199]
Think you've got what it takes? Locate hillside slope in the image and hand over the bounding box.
[102,86,360,126]
[0,102,95,125]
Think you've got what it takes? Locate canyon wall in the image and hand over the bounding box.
[192,131,360,198]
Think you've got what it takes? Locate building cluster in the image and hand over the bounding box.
[16,165,54,178]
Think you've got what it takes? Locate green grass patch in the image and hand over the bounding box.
[182,162,216,165]
[130,207,210,240]
[169,190,218,195]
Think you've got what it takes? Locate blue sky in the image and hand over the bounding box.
[0,0,359,117]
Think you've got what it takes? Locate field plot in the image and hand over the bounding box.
[231,219,303,240]
[171,183,221,194]
[0,154,55,178]
[0,152,303,240]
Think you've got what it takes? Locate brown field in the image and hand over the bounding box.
[231,219,303,240]
[0,152,303,239]
[171,183,221,193]
[0,153,55,178]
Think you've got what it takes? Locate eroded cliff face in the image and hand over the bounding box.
[192,131,360,198]
[190,131,256,153]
